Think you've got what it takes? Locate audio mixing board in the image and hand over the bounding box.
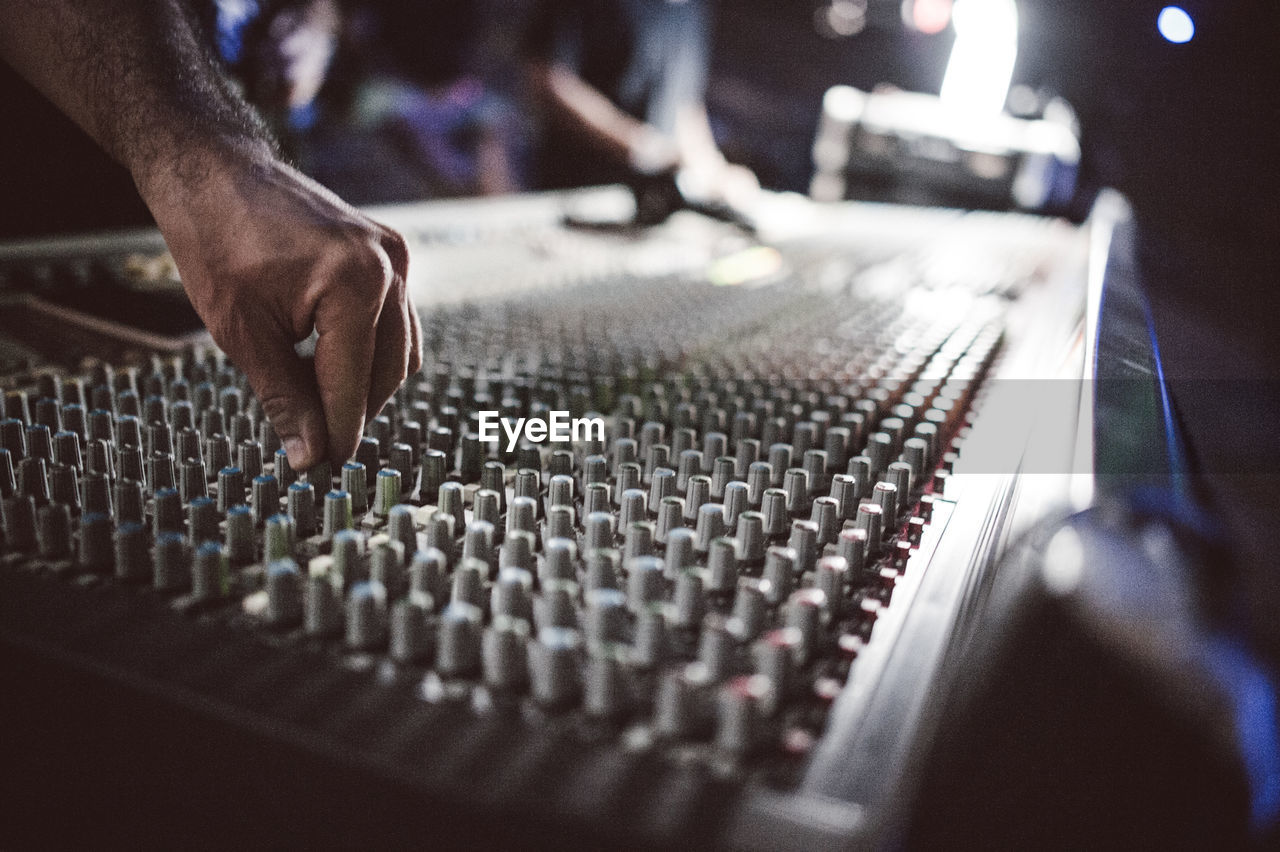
[0,188,1125,847]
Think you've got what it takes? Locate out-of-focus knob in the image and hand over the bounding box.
[529,626,582,710]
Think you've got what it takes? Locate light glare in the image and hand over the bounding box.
[1158,6,1195,43]
[940,0,1019,116]
[909,0,953,34]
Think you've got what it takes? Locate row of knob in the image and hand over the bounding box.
[0,263,1000,765]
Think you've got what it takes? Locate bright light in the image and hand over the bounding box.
[940,0,1019,116]
[1158,6,1195,43]
[906,0,953,35]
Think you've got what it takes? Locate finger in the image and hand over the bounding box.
[379,228,423,377]
[406,288,423,376]
[365,277,412,419]
[312,252,387,465]
[224,314,328,471]
[379,226,410,279]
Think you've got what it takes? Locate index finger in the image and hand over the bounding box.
[311,244,392,463]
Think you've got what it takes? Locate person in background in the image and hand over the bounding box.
[345,0,526,198]
[213,0,526,203]
[0,0,422,469]
[213,0,342,139]
[524,0,759,216]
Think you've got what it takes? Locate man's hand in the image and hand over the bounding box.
[140,147,422,470]
[0,0,421,469]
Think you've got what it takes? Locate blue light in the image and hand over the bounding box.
[1158,6,1195,43]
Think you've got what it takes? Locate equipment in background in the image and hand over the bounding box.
[811,84,1080,213]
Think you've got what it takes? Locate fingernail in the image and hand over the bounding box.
[284,436,310,468]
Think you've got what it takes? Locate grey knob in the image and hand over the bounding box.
[369,535,407,599]
[225,505,255,564]
[37,502,72,560]
[192,541,229,601]
[217,466,245,512]
[583,511,615,553]
[265,558,303,626]
[729,578,768,641]
[373,468,402,518]
[409,547,448,610]
[491,567,534,623]
[323,489,353,538]
[671,569,705,630]
[722,481,748,529]
[655,496,684,544]
[760,488,788,537]
[631,604,668,669]
[698,614,736,681]
[583,548,620,593]
[694,503,727,553]
[754,627,802,714]
[153,531,190,592]
[715,675,771,754]
[77,511,113,573]
[461,519,494,567]
[529,626,581,710]
[286,481,316,538]
[857,502,884,555]
[386,504,417,558]
[264,513,295,562]
[785,588,827,663]
[815,555,850,618]
[499,530,536,572]
[787,520,819,575]
[622,521,655,561]
[341,462,368,514]
[584,587,628,647]
[539,537,578,585]
[152,487,182,536]
[663,527,695,580]
[761,546,797,606]
[331,528,365,589]
[810,496,840,546]
[654,663,708,740]
[534,578,579,632]
[113,520,149,581]
[626,555,664,613]
[735,511,765,564]
[872,480,898,532]
[482,615,530,691]
[837,528,868,575]
[389,599,432,663]
[584,646,627,718]
[450,558,486,609]
[345,581,389,651]
[304,573,342,637]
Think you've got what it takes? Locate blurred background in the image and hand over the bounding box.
[3,1,1274,240]
[3,1,1276,348]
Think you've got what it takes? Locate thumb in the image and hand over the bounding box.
[236,335,329,472]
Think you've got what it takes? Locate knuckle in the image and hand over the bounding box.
[337,239,392,287]
[256,390,299,427]
[317,239,393,312]
[380,228,410,271]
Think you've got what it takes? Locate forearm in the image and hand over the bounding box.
[530,61,671,172]
[0,0,275,198]
[0,0,421,468]
[673,104,724,169]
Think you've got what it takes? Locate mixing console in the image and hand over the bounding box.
[0,190,1095,848]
